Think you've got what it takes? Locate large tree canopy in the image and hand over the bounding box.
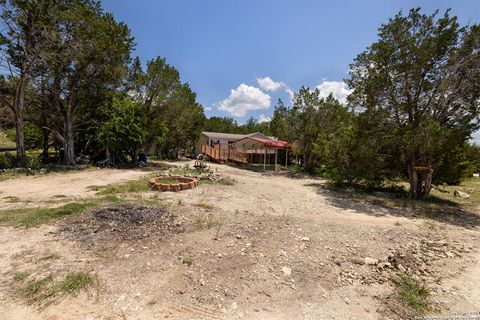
[347,8,480,198]
[0,0,55,166]
[40,0,133,165]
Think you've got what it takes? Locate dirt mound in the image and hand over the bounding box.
[61,204,184,243]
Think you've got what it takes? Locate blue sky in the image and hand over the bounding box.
[101,0,480,140]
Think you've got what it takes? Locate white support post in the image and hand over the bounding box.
[275,149,278,172]
[264,148,267,170]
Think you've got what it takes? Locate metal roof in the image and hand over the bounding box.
[202,131,267,140]
[234,136,291,149]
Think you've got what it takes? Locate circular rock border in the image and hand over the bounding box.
[149,175,198,191]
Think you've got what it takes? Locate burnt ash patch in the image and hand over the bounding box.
[61,205,184,243]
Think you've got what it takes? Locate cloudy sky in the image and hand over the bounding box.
[102,0,479,139]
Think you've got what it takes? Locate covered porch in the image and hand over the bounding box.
[231,137,291,171]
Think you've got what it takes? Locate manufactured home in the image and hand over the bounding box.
[194,131,268,156]
[194,131,291,170]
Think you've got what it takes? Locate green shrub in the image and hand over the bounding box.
[0,153,14,169]
[24,122,43,150]
[4,127,16,141]
[24,154,42,170]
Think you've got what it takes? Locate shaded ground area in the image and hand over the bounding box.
[0,161,479,319]
[320,186,480,229]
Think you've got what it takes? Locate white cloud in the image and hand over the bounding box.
[472,130,480,145]
[258,114,271,123]
[257,76,286,92]
[204,106,212,111]
[218,83,271,117]
[286,88,294,101]
[316,81,352,104]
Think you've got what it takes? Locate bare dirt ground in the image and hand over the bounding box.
[0,161,479,319]
[0,168,152,209]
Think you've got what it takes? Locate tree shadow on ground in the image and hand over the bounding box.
[313,185,480,230]
[136,161,177,172]
[223,163,325,182]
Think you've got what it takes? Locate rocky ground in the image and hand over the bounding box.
[0,161,479,319]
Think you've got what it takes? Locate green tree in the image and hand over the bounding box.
[270,99,292,141]
[40,0,133,165]
[0,0,53,166]
[97,96,148,164]
[289,87,349,171]
[347,8,480,198]
[124,56,205,159]
[203,116,242,134]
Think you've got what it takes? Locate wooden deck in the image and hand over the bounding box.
[201,145,249,164]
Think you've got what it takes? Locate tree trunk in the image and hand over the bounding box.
[63,107,75,165]
[407,159,433,199]
[14,112,26,167]
[13,79,27,168]
[407,160,418,198]
[42,128,49,162]
[131,148,138,164]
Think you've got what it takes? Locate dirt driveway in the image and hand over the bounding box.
[0,161,479,319]
[0,168,152,209]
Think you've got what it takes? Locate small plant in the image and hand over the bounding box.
[61,272,93,295]
[194,214,222,229]
[394,221,401,226]
[394,273,430,313]
[371,198,386,206]
[182,256,193,266]
[155,178,184,185]
[200,177,236,186]
[22,275,56,304]
[177,199,183,205]
[20,271,93,306]
[101,194,123,203]
[168,167,199,177]
[0,153,14,170]
[38,253,61,262]
[13,271,30,282]
[194,201,214,210]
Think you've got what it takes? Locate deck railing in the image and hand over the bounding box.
[201,144,229,161]
[201,144,249,163]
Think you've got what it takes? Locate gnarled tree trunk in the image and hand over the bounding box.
[407,157,433,199]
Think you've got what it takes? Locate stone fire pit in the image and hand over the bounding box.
[149,176,198,191]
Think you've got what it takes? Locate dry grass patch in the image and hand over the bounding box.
[194,213,222,229]
[93,175,154,195]
[18,271,94,306]
[0,202,97,228]
[194,200,214,210]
